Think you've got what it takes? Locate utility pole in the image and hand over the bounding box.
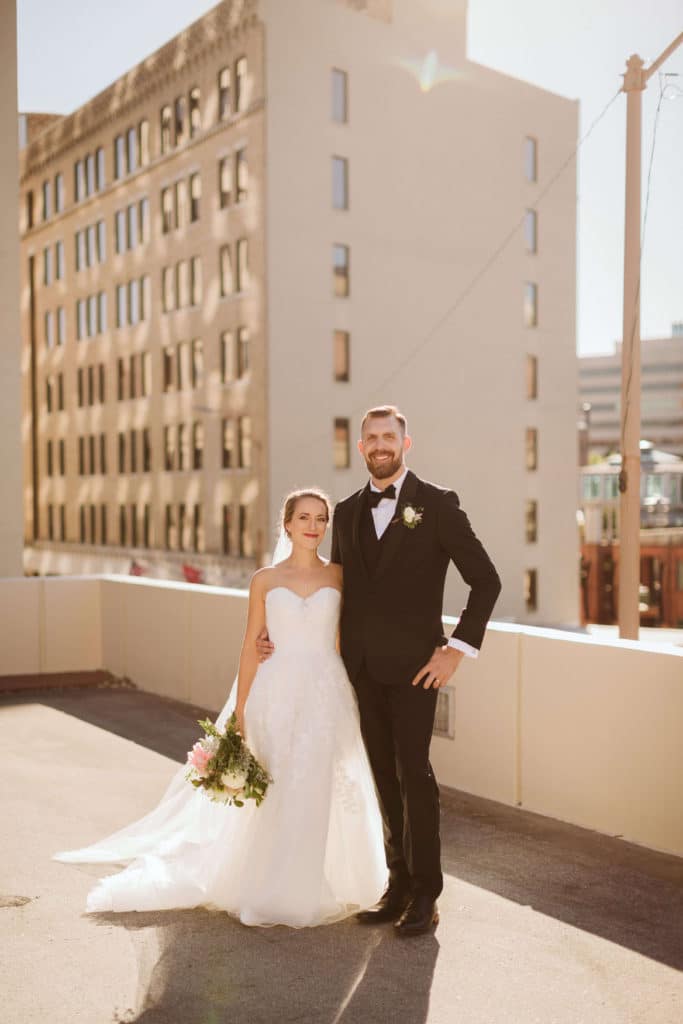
[618,32,683,640]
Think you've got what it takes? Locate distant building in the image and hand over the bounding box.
[19,0,578,626]
[578,442,683,627]
[579,327,683,460]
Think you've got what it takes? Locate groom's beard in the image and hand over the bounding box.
[365,452,404,480]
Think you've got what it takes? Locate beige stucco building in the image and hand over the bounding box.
[19,0,579,626]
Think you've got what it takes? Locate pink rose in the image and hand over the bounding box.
[187,741,213,777]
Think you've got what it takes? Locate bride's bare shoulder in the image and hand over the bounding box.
[249,566,279,595]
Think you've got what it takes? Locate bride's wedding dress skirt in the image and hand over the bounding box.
[54,587,387,927]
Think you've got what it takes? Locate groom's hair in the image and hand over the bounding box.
[360,405,407,437]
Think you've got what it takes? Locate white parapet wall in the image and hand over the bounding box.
[1,575,682,859]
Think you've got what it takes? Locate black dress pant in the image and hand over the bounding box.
[353,664,443,899]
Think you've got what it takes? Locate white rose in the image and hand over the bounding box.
[202,736,220,755]
[403,507,416,524]
[221,767,248,789]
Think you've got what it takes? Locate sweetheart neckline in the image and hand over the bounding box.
[265,585,342,603]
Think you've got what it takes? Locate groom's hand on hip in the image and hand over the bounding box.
[256,627,274,662]
[411,645,464,689]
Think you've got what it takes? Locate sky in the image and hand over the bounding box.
[16,0,683,356]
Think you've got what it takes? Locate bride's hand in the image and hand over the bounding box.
[256,626,275,662]
[236,707,246,739]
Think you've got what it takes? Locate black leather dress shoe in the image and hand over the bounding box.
[356,886,411,924]
[394,893,439,937]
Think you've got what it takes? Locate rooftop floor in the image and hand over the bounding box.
[2,682,682,1024]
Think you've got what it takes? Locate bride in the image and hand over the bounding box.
[54,488,388,927]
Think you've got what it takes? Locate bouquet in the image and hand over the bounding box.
[185,713,273,807]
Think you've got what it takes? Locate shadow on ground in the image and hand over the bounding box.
[91,909,438,1024]
[5,684,682,1018]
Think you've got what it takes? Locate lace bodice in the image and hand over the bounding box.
[264,586,341,655]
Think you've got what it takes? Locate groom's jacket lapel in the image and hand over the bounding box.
[351,483,370,578]
[373,469,421,580]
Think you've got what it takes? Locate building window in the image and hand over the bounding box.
[192,421,204,469]
[218,67,231,120]
[43,246,52,285]
[525,569,538,611]
[162,346,175,392]
[46,376,53,413]
[160,105,173,154]
[175,179,187,229]
[524,209,537,253]
[55,240,65,279]
[239,503,254,558]
[332,156,349,210]
[524,136,538,183]
[177,260,190,308]
[26,190,34,229]
[238,416,252,468]
[334,330,350,381]
[333,244,350,297]
[139,197,150,243]
[126,126,138,173]
[222,419,235,468]
[178,503,188,550]
[524,282,538,327]
[42,180,51,221]
[164,425,176,471]
[45,310,54,349]
[235,56,248,113]
[237,327,250,378]
[220,245,233,296]
[76,299,86,341]
[114,135,125,179]
[219,157,232,208]
[189,86,201,136]
[118,432,126,473]
[57,307,65,345]
[174,96,186,146]
[236,238,249,292]
[222,504,233,554]
[47,440,53,477]
[221,331,235,382]
[525,500,538,543]
[97,219,106,262]
[191,338,204,387]
[116,284,126,327]
[96,146,106,189]
[161,188,173,234]
[190,173,201,221]
[99,363,106,403]
[59,440,65,476]
[74,159,85,202]
[139,119,150,166]
[142,429,151,473]
[85,153,95,195]
[162,266,175,312]
[334,418,350,468]
[190,257,202,306]
[165,504,177,549]
[332,68,348,123]
[193,504,204,553]
[526,354,538,399]
[525,427,538,471]
[127,203,138,249]
[115,209,126,252]
[236,148,248,201]
[55,173,64,213]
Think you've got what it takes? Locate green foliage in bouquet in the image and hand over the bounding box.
[189,713,273,807]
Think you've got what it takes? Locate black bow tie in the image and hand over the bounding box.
[368,484,397,508]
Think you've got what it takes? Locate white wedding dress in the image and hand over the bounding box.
[54,586,387,927]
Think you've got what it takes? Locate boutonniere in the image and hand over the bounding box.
[392,503,424,529]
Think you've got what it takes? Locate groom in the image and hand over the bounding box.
[261,405,501,936]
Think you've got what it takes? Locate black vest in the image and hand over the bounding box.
[358,492,392,576]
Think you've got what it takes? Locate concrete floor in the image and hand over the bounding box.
[1,683,682,1024]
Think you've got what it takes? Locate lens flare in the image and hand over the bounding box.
[394,49,463,93]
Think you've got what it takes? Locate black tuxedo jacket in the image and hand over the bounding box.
[330,469,502,686]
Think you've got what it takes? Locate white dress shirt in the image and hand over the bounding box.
[369,467,479,660]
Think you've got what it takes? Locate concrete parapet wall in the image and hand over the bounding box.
[1,575,681,858]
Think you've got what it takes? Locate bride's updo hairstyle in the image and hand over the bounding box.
[281,488,332,539]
